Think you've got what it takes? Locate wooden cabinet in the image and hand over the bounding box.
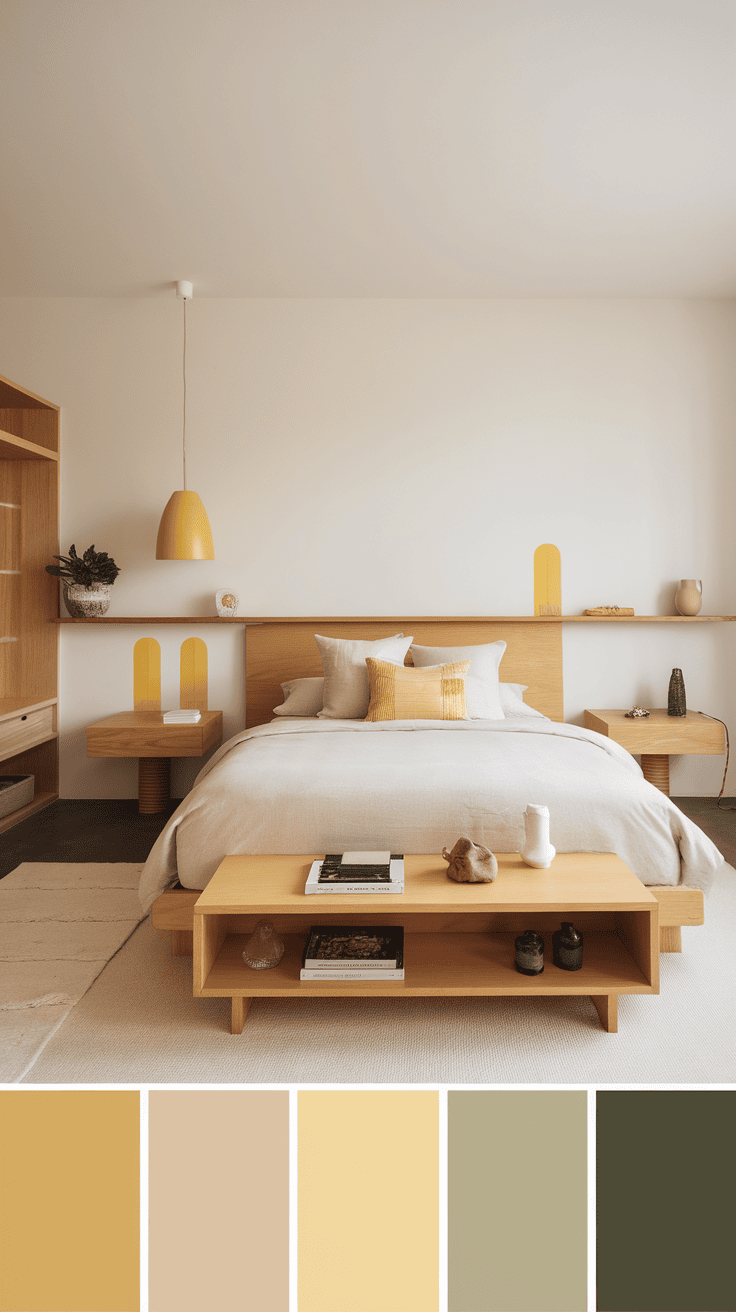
[0,374,59,831]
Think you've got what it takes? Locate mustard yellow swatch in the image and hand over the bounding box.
[0,1091,140,1312]
[133,635,161,711]
[179,636,208,710]
[534,542,562,616]
[299,1091,439,1312]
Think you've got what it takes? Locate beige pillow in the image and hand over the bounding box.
[315,633,413,719]
[365,658,470,721]
[410,640,506,719]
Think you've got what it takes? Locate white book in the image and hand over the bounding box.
[304,858,404,895]
[162,709,201,723]
[300,969,405,981]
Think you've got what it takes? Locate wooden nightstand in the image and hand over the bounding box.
[584,709,725,795]
[87,710,223,813]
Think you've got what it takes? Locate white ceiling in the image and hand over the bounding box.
[2,0,736,297]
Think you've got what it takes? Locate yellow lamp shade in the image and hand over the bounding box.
[156,490,215,559]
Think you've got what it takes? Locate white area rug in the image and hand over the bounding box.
[0,864,145,1082]
[17,865,736,1086]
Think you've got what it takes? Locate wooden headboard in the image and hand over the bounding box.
[245,618,563,727]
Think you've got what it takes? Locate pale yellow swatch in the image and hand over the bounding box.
[534,542,562,616]
[133,635,161,710]
[0,1091,140,1312]
[299,1091,439,1312]
[179,635,208,710]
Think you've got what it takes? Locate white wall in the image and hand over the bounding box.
[2,297,735,797]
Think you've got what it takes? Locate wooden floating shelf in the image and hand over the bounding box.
[54,614,736,624]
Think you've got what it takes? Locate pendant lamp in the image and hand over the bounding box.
[156,281,215,559]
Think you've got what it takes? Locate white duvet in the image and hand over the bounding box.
[139,717,724,910]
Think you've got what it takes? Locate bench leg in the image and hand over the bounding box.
[591,994,618,1033]
[231,996,252,1034]
[659,925,682,952]
[171,930,193,956]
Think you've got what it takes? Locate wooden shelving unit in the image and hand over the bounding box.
[0,375,59,832]
[54,614,736,624]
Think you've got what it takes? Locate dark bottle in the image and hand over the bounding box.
[668,668,686,717]
[552,921,584,971]
[515,929,544,976]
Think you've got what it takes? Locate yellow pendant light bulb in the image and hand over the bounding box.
[156,281,215,559]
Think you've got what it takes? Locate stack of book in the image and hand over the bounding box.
[300,925,404,980]
[162,708,202,724]
[304,850,404,895]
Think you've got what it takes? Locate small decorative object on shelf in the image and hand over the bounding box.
[242,919,285,970]
[515,929,544,976]
[215,589,239,617]
[520,803,555,868]
[583,606,635,616]
[46,544,120,617]
[552,921,584,971]
[625,706,650,718]
[442,837,498,883]
[675,579,702,616]
[668,668,686,717]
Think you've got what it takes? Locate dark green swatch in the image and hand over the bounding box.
[449,1090,587,1312]
[597,1091,735,1311]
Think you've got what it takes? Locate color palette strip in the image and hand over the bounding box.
[0,1091,139,1312]
[597,1090,735,1312]
[449,1090,587,1312]
[148,1090,289,1312]
[298,1090,440,1312]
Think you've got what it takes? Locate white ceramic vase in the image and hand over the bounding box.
[520,803,556,869]
[675,579,702,616]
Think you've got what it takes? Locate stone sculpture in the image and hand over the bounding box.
[442,837,498,883]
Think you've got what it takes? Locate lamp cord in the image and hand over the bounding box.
[695,711,734,808]
[182,293,187,492]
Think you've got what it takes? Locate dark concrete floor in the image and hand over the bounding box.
[1,796,734,879]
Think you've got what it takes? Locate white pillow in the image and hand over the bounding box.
[316,633,413,719]
[499,682,547,719]
[273,676,324,717]
[410,641,506,720]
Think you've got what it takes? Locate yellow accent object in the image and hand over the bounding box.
[0,1091,140,1312]
[534,543,561,616]
[364,657,470,721]
[133,636,161,711]
[180,636,208,710]
[156,490,215,559]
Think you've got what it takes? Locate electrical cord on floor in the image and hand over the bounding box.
[695,711,734,808]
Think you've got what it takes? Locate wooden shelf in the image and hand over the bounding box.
[0,790,58,835]
[199,930,654,998]
[54,614,736,624]
[0,429,59,461]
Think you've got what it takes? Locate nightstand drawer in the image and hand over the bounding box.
[0,705,56,761]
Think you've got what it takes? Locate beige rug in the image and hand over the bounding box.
[0,863,145,1082]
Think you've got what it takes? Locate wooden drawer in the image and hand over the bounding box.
[0,705,55,761]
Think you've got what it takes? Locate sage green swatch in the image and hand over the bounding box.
[448,1090,587,1312]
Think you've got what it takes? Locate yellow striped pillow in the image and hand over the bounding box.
[364,658,470,721]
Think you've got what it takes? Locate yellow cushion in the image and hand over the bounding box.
[364,658,470,721]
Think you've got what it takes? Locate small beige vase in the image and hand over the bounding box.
[675,579,702,616]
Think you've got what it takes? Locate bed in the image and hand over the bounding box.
[144,618,723,953]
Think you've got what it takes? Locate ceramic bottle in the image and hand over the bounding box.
[520,803,556,868]
[675,579,702,616]
[515,929,545,976]
[552,921,584,971]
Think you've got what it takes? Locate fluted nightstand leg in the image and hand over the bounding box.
[138,757,170,813]
[641,753,669,794]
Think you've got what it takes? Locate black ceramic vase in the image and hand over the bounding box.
[515,929,544,976]
[668,668,686,717]
[552,921,584,971]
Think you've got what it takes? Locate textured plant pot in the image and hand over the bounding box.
[675,579,702,616]
[64,583,112,617]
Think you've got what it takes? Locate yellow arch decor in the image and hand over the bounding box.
[133,637,161,711]
[534,544,561,616]
[180,636,208,710]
